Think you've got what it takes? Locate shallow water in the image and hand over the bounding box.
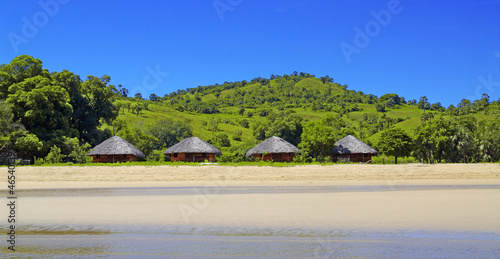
[3,185,500,258]
[14,184,500,197]
[4,226,500,258]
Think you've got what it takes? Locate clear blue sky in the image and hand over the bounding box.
[1,0,499,107]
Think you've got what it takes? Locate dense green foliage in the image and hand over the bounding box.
[378,128,413,164]
[1,56,500,165]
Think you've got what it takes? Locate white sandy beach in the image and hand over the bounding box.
[7,163,500,189]
[3,164,500,234]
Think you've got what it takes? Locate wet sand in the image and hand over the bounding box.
[13,188,500,234]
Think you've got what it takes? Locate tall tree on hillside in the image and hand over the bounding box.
[378,128,413,164]
[418,96,430,113]
[457,99,472,115]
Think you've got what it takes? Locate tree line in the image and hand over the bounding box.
[1,55,499,164]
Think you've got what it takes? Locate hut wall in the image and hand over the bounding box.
[250,153,295,162]
[332,154,373,163]
[168,153,216,162]
[92,154,138,163]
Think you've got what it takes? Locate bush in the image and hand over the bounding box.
[34,157,45,166]
[371,156,417,164]
[45,145,64,164]
[147,150,167,162]
[240,119,250,128]
[233,130,242,141]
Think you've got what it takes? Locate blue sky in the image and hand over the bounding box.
[1,0,499,107]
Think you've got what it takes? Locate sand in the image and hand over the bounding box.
[3,164,500,234]
[6,163,500,189]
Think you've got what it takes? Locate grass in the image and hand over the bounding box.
[9,158,426,167]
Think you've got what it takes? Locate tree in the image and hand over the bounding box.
[376,104,386,112]
[252,110,303,146]
[238,107,245,116]
[45,145,64,164]
[299,121,338,160]
[118,126,157,157]
[233,130,242,141]
[130,103,142,116]
[418,96,430,112]
[0,55,43,99]
[475,120,500,162]
[378,128,413,164]
[413,116,454,163]
[61,137,92,163]
[147,118,193,149]
[118,85,129,97]
[7,75,74,144]
[457,99,471,115]
[15,133,43,161]
[430,102,443,111]
[0,100,26,147]
[379,93,401,107]
[209,133,231,149]
[149,93,159,101]
[78,75,118,144]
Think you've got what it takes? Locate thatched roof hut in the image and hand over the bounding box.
[331,135,377,163]
[246,136,300,162]
[87,136,145,163]
[164,136,222,162]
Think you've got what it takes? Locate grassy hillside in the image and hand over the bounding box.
[112,74,500,157]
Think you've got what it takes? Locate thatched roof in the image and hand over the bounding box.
[332,135,378,155]
[87,136,145,158]
[246,136,300,156]
[164,137,222,155]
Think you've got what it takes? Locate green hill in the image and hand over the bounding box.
[2,56,499,164]
[110,73,500,163]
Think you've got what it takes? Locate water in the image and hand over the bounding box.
[5,226,500,258]
[3,185,500,258]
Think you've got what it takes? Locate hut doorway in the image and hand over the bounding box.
[185,153,195,162]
